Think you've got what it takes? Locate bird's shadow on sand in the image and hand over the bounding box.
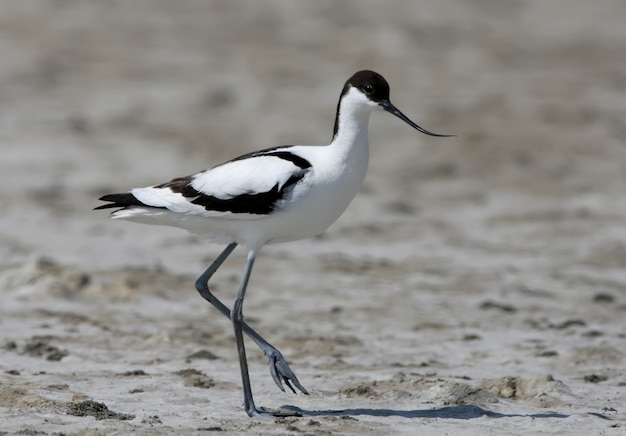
[279,404,611,420]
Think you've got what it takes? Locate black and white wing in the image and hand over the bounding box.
[96,148,312,219]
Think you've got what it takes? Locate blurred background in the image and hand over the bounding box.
[1,0,625,271]
[1,1,625,431]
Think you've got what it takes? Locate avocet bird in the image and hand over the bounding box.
[96,70,452,417]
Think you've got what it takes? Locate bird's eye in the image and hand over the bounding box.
[363,83,374,94]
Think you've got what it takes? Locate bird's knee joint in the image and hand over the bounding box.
[194,276,210,292]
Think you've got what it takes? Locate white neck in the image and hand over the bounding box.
[330,88,374,160]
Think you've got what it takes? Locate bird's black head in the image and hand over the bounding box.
[343,70,391,104]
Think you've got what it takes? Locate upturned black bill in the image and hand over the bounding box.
[381,100,454,137]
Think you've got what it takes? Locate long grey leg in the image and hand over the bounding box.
[194,243,308,395]
[231,250,258,416]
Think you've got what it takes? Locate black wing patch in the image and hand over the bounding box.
[185,172,305,215]
[161,148,312,214]
[94,193,148,210]
[228,147,311,170]
[186,150,311,215]
[95,149,312,215]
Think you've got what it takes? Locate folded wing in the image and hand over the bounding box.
[96,149,312,219]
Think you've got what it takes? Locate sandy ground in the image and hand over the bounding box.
[1,1,626,434]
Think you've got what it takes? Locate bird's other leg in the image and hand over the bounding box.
[194,244,308,395]
[231,250,261,416]
[231,250,302,418]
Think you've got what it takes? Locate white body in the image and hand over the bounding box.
[110,87,376,252]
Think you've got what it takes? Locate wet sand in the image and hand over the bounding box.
[1,1,625,434]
